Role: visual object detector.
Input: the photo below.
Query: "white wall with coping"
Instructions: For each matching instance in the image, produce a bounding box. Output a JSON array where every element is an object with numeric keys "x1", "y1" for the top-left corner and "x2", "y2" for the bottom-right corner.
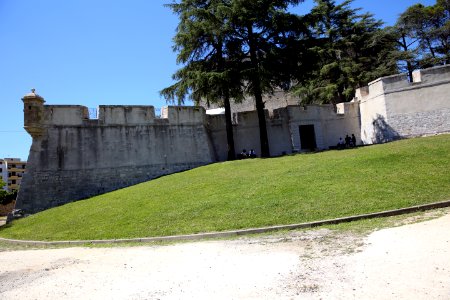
[
  {"x1": 164, "y1": 106, "x2": 206, "y2": 125},
  {"x1": 43, "y1": 106, "x2": 89, "y2": 126},
  {"x1": 207, "y1": 102, "x2": 361, "y2": 160},
  {"x1": 42, "y1": 105, "x2": 207, "y2": 126},
  {"x1": 203, "y1": 88, "x2": 300, "y2": 115},
  {"x1": 286, "y1": 102, "x2": 360, "y2": 151},
  {"x1": 100, "y1": 106, "x2": 156, "y2": 125},
  {"x1": 415, "y1": 64, "x2": 450, "y2": 83},
  {"x1": 358, "y1": 93, "x2": 388, "y2": 144},
  {"x1": 357, "y1": 65, "x2": 450, "y2": 144}
]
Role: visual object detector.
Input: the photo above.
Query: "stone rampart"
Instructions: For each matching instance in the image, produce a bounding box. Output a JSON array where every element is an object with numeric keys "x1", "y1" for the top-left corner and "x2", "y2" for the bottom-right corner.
[
  {"x1": 201, "y1": 89, "x2": 300, "y2": 115},
  {"x1": 16, "y1": 66, "x2": 450, "y2": 214},
  {"x1": 285, "y1": 102, "x2": 360, "y2": 151},
  {"x1": 207, "y1": 102, "x2": 360, "y2": 160},
  {"x1": 357, "y1": 65, "x2": 450, "y2": 144},
  {"x1": 17, "y1": 95, "x2": 215, "y2": 213}
]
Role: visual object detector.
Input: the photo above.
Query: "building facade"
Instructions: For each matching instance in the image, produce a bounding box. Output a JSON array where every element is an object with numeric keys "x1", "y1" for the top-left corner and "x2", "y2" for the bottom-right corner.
[{"x1": 0, "y1": 158, "x2": 27, "y2": 192}]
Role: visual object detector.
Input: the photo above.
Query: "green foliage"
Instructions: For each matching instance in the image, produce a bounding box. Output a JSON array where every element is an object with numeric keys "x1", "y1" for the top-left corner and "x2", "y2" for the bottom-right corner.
[
  {"x1": 160, "y1": 0, "x2": 244, "y2": 105},
  {"x1": 0, "y1": 189, "x2": 17, "y2": 206},
  {"x1": 162, "y1": 0, "x2": 306, "y2": 157},
  {"x1": 162, "y1": 0, "x2": 447, "y2": 111},
  {"x1": 291, "y1": 0, "x2": 397, "y2": 104},
  {"x1": 0, "y1": 189, "x2": 7, "y2": 201},
  {"x1": 0, "y1": 179, "x2": 9, "y2": 204},
  {"x1": 390, "y1": 0, "x2": 450, "y2": 79},
  {"x1": 1, "y1": 135, "x2": 449, "y2": 241},
  {"x1": 161, "y1": 0, "x2": 247, "y2": 159},
  {"x1": 163, "y1": 0, "x2": 448, "y2": 150}
]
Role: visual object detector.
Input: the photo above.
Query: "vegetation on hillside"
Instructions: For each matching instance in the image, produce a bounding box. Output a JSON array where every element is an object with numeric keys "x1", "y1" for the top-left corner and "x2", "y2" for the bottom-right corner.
[
  {"x1": 0, "y1": 179, "x2": 17, "y2": 206},
  {"x1": 0, "y1": 135, "x2": 449, "y2": 241}
]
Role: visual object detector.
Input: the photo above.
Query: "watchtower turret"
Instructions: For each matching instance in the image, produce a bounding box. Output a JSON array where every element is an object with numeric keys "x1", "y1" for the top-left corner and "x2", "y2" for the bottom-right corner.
[{"x1": 22, "y1": 89, "x2": 45, "y2": 137}]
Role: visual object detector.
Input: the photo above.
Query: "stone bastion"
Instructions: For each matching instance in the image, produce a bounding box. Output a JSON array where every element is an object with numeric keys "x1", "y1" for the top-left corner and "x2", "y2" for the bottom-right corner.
[{"x1": 15, "y1": 65, "x2": 450, "y2": 214}]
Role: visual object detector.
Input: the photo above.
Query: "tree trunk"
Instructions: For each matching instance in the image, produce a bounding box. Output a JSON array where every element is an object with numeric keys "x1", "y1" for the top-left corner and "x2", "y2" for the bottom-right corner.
[
  {"x1": 253, "y1": 83, "x2": 270, "y2": 158},
  {"x1": 223, "y1": 90, "x2": 236, "y2": 160},
  {"x1": 401, "y1": 34, "x2": 414, "y2": 82},
  {"x1": 425, "y1": 37, "x2": 436, "y2": 58},
  {"x1": 247, "y1": 25, "x2": 270, "y2": 158},
  {"x1": 217, "y1": 40, "x2": 236, "y2": 161}
]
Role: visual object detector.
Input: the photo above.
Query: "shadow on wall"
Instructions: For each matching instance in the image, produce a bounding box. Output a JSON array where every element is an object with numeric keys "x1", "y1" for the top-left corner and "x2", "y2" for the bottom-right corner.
[{"x1": 372, "y1": 114, "x2": 400, "y2": 144}]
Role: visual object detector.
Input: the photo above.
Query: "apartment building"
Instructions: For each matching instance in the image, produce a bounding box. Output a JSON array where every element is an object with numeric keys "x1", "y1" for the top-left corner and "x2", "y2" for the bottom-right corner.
[{"x1": 0, "y1": 158, "x2": 27, "y2": 192}]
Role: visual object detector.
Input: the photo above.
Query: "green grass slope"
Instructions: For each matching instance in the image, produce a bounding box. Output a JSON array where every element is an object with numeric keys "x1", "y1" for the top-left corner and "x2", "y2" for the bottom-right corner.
[{"x1": 1, "y1": 135, "x2": 449, "y2": 241}]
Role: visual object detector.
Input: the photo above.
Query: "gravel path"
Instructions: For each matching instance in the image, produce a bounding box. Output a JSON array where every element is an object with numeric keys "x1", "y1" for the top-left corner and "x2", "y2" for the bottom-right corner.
[{"x1": 1, "y1": 212, "x2": 449, "y2": 299}]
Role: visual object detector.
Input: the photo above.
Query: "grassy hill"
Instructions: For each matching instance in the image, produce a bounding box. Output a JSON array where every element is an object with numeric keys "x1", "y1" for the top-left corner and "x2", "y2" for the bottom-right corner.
[{"x1": 1, "y1": 135, "x2": 449, "y2": 241}]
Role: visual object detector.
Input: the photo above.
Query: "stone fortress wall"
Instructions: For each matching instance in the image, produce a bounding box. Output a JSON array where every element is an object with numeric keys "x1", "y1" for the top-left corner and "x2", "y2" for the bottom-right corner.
[
  {"x1": 357, "y1": 65, "x2": 450, "y2": 144},
  {"x1": 202, "y1": 89, "x2": 301, "y2": 114},
  {"x1": 16, "y1": 65, "x2": 450, "y2": 213},
  {"x1": 207, "y1": 102, "x2": 360, "y2": 161},
  {"x1": 17, "y1": 99, "x2": 215, "y2": 213}
]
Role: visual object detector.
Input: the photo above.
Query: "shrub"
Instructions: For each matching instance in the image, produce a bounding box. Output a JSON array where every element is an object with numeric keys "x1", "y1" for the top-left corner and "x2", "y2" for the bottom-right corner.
[{"x1": 0, "y1": 190, "x2": 17, "y2": 206}]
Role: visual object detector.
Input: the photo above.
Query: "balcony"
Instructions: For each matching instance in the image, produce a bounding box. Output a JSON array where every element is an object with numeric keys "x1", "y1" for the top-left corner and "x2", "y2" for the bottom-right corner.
[
  {"x1": 9, "y1": 167, "x2": 26, "y2": 172},
  {"x1": 8, "y1": 184, "x2": 19, "y2": 190}
]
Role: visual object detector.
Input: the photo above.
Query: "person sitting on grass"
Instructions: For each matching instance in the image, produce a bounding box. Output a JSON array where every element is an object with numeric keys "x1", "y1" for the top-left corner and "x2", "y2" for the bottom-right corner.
[
  {"x1": 239, "y1": 149, "x2": 248, "y2": 159},
  {"x1": 337, "y1": 137, "x2": 345, "y2": 150},
  {"x1": 345, "y1": 134, "x2": 351, "y2": 148}
]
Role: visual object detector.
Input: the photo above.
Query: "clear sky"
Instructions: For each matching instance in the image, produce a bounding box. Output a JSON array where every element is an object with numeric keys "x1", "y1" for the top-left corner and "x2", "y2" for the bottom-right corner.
[{"x1": 0, "y1": 0, "x2": 436, "y2": 160}]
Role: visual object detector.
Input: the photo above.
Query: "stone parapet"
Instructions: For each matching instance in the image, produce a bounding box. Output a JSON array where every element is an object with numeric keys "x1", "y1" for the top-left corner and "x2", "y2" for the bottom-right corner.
[
  {"x1": 163, "y1": 106, "x2": 206, "y2": 125},
  {"x1": 358, "y1": 65, "x2": 450, "y2": 144},
  {"x1": 414, "y1": 64, "x2": 450, "y2": 84},
  {"x1": 99, "y1": 105, "x2": 155, "y2": 125},
  {"x1": 357, "y1": 65, "x2": 450, "y2": 101},
  {"x1": 28, "y1": 104, "x2": 207, "y2": 129}
]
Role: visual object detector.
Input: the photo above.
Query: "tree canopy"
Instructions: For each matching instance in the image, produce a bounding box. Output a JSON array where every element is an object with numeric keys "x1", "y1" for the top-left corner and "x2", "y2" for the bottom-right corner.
[
  {"x1": 291, "y1": 0, "x2": 397, "y2": 104},
  {"x1": 162, "y1": 0, "x2": 305, "y2": 157},
  {"x1": 161, "y1": 0, "x2": 245, "y2": 160},
  {"x1": 389, "y1": 0, "x2": 449, "y2": 80}
]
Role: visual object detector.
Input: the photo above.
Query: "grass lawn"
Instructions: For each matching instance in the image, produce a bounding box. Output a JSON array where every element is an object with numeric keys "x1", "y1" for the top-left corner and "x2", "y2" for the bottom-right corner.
[{"x1": 1, "y1": 135, "x2": 449, "y2": 241}]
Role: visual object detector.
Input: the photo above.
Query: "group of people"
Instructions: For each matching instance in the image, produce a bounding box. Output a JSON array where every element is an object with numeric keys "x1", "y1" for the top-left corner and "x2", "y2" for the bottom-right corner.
[
  {"x1": 238, "y1": 149, "x2": 257, "y2": 159},
  {"x1": 338, "y1": 134, "x2": 357, "y2": 149}
]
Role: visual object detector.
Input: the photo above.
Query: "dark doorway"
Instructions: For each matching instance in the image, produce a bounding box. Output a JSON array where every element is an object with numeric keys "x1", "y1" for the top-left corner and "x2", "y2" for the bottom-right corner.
[{"x1": 299, "y1": 125, "x2": 317, "y2": 151}]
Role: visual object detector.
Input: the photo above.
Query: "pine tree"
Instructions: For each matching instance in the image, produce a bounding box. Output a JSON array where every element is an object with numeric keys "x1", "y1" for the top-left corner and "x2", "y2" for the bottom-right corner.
[
  {"x1": 400, "y1": 2, "x2": 450, "y2": 66},
  {"x1": 163, "y1": 0, "x2": 304, "y2": 158},
  {"x1": 227, "y1": 0, "x2": 304, "y2": 157},
  {"x1": 161, "y1": 0, "x2": 243, "y2": 160},
  {"x1": 291, "y1": 0, "x2": 396, "y2": 104}
]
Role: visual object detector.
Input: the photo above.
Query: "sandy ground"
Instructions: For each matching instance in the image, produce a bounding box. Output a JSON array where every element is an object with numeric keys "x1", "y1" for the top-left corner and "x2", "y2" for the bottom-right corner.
[{"x1": 1, "y1": 213, "x2": 450, "y2": 299}]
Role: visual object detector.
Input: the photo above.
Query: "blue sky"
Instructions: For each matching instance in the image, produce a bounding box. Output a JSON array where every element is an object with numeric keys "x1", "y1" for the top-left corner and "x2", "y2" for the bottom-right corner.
[{"x1": 0, "y1": 0, "x2": 436, "y2": 160}]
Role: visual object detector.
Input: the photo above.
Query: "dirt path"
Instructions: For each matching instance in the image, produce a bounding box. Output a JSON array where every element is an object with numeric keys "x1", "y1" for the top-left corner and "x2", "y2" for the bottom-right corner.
[{"x1": 1, "y1": 213, "x2": 449, "y2": 299}]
